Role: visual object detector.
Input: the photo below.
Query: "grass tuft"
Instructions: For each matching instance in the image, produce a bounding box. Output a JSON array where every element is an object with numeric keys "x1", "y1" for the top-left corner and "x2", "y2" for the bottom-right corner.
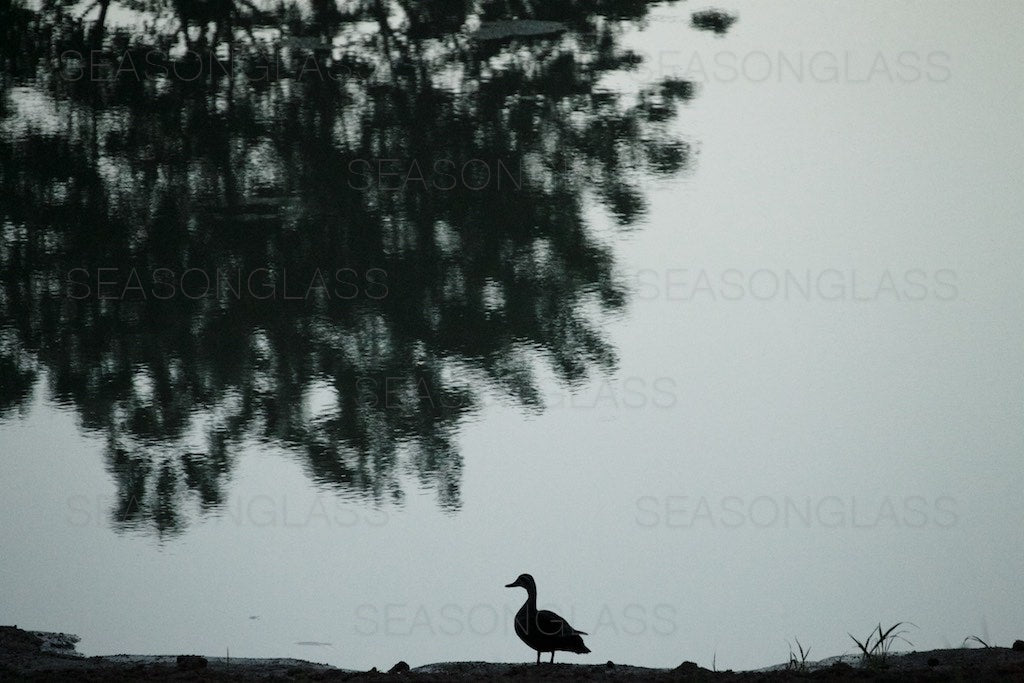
[
  {"x1": 786, "y1": 637, "x2": 811, "y2": 672},
  {"x1": 848, "y1": 622, "x2": 916, "y2": 668},
  {"x1": 963, "y1": 635, "x2": 992, "y2": 648}
]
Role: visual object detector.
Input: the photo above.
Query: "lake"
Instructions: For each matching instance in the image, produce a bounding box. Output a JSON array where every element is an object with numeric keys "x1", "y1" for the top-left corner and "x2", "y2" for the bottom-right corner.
[{"x1": 1, "y1": 0, "x2": 1022, "y2": 671}]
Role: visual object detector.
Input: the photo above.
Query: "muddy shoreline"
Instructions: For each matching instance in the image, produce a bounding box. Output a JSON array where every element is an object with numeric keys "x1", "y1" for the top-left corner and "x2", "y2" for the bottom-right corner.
[{"x1": 3, "y1": 626, "x2": 1023, "y2": 681}]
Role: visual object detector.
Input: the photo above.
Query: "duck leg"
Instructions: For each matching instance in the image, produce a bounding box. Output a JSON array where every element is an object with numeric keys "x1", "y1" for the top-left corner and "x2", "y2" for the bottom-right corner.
[
  {"x1": 550, "y1": 652, "x2": 555, "y2": 664},
  {"x1": 536, "y1": 651, "x2": 540, "y2": 665}
]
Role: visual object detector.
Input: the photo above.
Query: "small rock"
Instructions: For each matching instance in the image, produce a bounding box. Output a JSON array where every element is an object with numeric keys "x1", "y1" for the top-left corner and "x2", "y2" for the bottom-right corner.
[
  {"x1": 831, "y1": 661, "x2": 853, "y2": 671},
  {"x1": 0, "y1": 627, "x2": 44, "y2": 654},
  {"x1": 388, "y1": 660, "x2": 410, "y2": 674},
  {"x1": 673, "y1": 660, "x2": 717, "y2": 680},
  {"x1": 29, "y1": 631, "x2": 82, "y2": 656},
  {"x1": 605, "y1": 660, "x2": 615, "y2": 669},
  {"x1": 927, "y1": 657, "x2": 940, "y2": 667},
  {"x1": 1013, "y1": 639, "x2": 1024, "y2": 651},
  {"x1": 176, "y1": 655, "x2": 207, "y2": 670}
]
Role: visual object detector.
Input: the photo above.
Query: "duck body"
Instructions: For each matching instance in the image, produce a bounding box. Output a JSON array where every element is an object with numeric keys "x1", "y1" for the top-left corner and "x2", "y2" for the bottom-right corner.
[{"x1": 506, "y1": 573, "x2": 591, "y2": 664}]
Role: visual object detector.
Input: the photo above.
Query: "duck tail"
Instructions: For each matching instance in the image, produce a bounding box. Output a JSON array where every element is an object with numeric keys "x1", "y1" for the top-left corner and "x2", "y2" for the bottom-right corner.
[{"x1": 570, "y1": 635, "x2": 591, "y2": 654}]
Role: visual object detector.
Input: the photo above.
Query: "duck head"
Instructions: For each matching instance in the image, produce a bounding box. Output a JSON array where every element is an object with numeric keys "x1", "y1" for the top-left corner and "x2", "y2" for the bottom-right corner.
[{"x1": 505, "y1": 573, "x2": 537, "y2": 592}]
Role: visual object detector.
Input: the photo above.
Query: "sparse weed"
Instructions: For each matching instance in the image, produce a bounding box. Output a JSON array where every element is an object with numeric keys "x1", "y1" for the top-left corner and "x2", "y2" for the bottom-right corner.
[
  {"x1": 849, "y1": 622, "x2": 915, "y2": 668},
  {"x1": 963, "y1": 635, "x2": 992, "y2": 648},
  {"x1": 785, "y1": 638, "x2": 811, "y2": 672}
]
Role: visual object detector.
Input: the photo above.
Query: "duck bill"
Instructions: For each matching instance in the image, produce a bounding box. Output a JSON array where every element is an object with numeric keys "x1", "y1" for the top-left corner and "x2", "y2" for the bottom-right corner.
[{"x1": 505, "y1": 580, "x2": 520, "y2": 588}]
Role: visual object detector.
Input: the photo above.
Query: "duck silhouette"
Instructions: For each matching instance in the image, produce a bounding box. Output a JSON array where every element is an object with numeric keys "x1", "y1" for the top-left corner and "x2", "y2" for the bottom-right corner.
[{"x1": 505, "y1": 573, "x2": 591, "y2": 664}]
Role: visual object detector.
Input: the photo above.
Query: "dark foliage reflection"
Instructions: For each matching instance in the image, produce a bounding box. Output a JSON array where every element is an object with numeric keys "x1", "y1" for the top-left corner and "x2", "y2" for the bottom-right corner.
[{"x1": 0, "y1": 0, "x2": 706, "y2": 536}]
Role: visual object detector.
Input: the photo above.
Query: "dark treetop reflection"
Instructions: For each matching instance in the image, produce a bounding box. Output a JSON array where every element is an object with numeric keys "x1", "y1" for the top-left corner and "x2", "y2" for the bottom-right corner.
[{"x1": 0, "y1": 0, "x2": 705, "y2": 537}]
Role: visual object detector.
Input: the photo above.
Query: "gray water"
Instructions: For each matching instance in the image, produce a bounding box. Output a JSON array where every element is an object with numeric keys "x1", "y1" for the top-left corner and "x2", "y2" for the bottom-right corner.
[{"x1": 1, "y1": 0, "x2": 1022, "y2": 671}]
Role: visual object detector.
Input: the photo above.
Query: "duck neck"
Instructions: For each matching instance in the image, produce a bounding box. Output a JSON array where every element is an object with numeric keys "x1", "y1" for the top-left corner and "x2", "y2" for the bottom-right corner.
[{"x1": 523, "y1": 587, "x2": 538, "y2": 611}]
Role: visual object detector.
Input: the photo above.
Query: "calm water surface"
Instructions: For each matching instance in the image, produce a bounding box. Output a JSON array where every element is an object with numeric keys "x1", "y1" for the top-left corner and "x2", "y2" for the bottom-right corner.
[{"x1": 2, "y1": 0, "x2": 1022, "y2": 670}]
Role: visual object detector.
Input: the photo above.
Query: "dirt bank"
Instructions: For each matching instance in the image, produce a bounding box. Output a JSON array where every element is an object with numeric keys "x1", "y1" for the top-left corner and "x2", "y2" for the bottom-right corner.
[{"x1": 3, "y1": 626, "x2": 1023, "y2": 681}]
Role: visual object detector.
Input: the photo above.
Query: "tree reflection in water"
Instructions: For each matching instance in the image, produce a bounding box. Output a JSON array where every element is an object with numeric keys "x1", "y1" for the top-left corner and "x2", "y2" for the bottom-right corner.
[{"x1": 0, "y1": 0, "x2": 707, "y2": 537}]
